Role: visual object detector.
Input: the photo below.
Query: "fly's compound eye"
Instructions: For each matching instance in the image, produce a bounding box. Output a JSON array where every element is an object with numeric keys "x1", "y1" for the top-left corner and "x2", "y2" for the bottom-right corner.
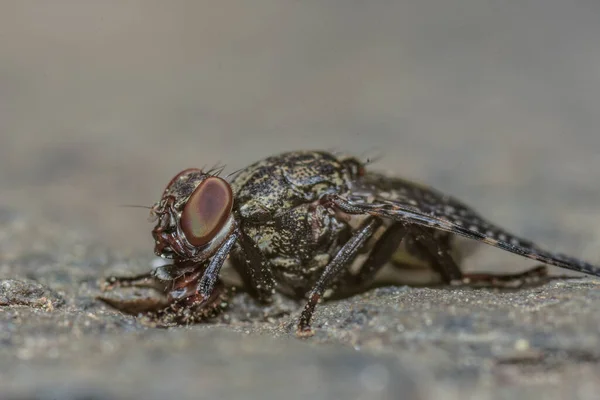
[{"x1": 180, "y1": 177, "x2": 233, "y2": 247}]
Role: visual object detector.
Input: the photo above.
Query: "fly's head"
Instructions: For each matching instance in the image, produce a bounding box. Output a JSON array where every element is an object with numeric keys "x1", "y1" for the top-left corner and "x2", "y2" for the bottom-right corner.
[{"x1": 149, "y1": 168, "x2": 236, "y2": 262}]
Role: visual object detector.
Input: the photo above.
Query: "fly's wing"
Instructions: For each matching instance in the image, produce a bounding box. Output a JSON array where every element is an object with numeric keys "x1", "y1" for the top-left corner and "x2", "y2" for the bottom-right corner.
[{"x1": 346, "y1": 172, "x2": 600, "y2": 278}]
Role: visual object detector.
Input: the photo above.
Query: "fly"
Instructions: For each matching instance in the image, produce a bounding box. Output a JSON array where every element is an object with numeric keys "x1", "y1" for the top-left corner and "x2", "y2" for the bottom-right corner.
[{"x1": 99, "y1": 150, "x2": 600, "y2": 336}]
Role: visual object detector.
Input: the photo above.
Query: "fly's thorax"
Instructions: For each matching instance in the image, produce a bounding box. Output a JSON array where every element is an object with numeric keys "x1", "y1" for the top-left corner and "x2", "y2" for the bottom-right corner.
[
  {"x1": 230, "y1": 151, "x2": 364, "y2": 221},
  {"x1": 240, "y1": 203, "x2": 348, "y2": 261}
]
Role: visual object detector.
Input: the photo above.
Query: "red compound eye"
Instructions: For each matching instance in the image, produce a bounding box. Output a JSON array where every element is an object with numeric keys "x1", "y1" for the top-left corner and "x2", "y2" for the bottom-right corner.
[{"x1": 180, "y1": 177, "x2": 233, "y2": 246}]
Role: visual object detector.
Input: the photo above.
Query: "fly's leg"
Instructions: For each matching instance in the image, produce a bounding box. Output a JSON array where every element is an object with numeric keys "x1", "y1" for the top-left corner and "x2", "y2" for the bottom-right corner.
[
  {"x1": 412, "y1": 226, "x2": 550, "y2": 288},
  {"x1": 162, "y1": 269, "x2": 229, "y2": 324},
  {"x1": 101, "y1": 259, "x2": 203, "y2": 292},
  {"x1": 195, "y1": 230, "x2": 239, "y2": 303},
  {"x1": 319, "y1": 193, "x2": 462, "y2": 283},
  {"x1": 100, "y1": 228, "x2": 239, "y2": 318},
  {"x1": 102, "y1": 271, "x2": 165, "y2": 292},
  {"x1": 297, "y1": 217, "x2": 383, "y2": 336},
  {"x1": 322, "y1": 192, "x2": 600, "y2": 278},
  {"x1": 410, "y1": 226, "x2": 463, "y2": 282},
  {"x1": 98, "y1": 263, "x2": 202, "y2": 315},
  {"x1": 98, "y1": 271, "x2": 171, "y2": 315},
  {"x1": 457, "y1": 266, "x2": 549, "y2": 288},
  {"x1": 99, "y1": 241, "x2": 236, "y2": 321},
  {"x1": 321, "y1": 194, "x2": 555, "y2": 288},
  {"x1": 339, "y1": 223, "x2": 409, "y2": 293}
]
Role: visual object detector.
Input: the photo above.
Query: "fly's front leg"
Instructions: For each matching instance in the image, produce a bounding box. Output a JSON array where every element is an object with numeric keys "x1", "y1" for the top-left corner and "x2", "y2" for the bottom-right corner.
[
  {"x1": 195, "y1": 230, "x2": 240, "y2": 303},
  {"x1": 98, "y1": 261, "x2": 204, "y2": 315},
  {"x1": 102, "y1": 271, "x2": 165, "y2": 292},
  {"x1": 101, "y1": 259, "x2": 202, "y2": 292},
  {"x1": 98, "y1": 271, "x2": 170, "y2": 315},
  {"x1": 297, "y1": 217, "x2": 382, "y2": 337},
  {"x1": 169, "y1": 220, "x2": 275, "y2": 311}
]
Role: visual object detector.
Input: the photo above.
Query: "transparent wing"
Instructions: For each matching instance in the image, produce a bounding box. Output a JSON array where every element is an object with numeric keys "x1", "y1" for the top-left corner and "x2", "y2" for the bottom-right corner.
[{"x1": 345, "y1": 172, "x2": 600, "y2": 277}]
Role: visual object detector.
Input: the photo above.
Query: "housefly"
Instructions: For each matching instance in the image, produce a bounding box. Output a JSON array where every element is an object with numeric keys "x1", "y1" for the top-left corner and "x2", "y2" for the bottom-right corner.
[{"x1": 100, "y1": 150, "x2": 600, "y2": 336}]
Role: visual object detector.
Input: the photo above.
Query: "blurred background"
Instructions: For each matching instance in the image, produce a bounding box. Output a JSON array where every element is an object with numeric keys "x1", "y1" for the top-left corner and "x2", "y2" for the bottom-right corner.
[{"x1": 2, "y1": 0, "x2": 600, "y2": 265}]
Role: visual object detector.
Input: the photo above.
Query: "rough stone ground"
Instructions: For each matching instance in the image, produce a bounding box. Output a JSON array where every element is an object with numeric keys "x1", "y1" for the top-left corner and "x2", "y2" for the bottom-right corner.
[
  {"x1": 2, "y1": 2, "x2": 600, "y2": 399},
  {"x1": 1, "y1": 216, "x2": 600, "y2": 400}
]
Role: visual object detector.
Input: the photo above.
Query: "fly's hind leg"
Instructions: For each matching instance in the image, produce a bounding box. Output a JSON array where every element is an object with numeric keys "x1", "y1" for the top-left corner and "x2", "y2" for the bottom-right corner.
[
  {"x1": 354, "y1": 223, "x2": 409, "y2": 284},
  {"x1": 334, "y1": 222, "x2": 409, "y2": 296},
  {"x1": 411, "y1": 226, "x2": 550, "y2": 288},
  {"x1": 410, "y1": 226, "x2": 463, "y2": 282},
  {"x1": 457, "y1": 266, "x2": 549, "y2": 288}
]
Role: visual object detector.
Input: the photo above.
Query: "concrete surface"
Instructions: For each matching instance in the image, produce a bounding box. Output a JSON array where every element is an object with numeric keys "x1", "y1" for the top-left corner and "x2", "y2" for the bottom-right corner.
[{"x1": 1, "y1": 1, "x2": 600, "y2": 399}]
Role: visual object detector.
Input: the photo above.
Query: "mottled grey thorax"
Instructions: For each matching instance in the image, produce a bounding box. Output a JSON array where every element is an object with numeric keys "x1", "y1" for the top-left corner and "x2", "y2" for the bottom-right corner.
[{"x1": 230, "y1": 151, "x2": 356, "y2": 221}]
